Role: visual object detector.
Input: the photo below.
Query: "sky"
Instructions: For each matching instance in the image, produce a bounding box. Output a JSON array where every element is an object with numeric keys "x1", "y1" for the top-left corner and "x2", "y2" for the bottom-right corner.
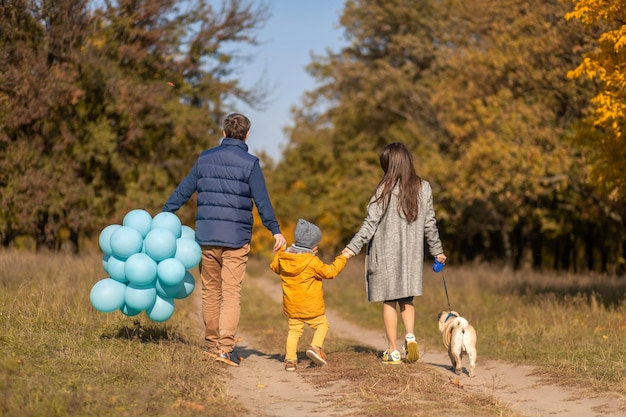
[{"x1": 236, "y1": 1, "x2": 347, "y2": 161}]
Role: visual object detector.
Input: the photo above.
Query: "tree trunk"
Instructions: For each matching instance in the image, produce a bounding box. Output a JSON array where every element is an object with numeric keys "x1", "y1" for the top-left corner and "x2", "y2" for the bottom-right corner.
[
  {"x1": 69, "y1": 228, "x2": 80, "y2": 254},
  {"x1": 585, "y1": 224, "x2": 595, "y2": 272},
  {"x1": 502, "y1": 227, "x2": 513, "y2": 269}
]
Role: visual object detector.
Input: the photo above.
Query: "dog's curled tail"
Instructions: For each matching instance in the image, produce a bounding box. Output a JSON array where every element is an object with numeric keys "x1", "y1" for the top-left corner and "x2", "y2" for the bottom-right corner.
[
  {"x1": 443, "y1": 317, "x2": 470, "y2": 349},
  {"x1": 455, "y1": 317, "x2": 470, "y2": 332}
]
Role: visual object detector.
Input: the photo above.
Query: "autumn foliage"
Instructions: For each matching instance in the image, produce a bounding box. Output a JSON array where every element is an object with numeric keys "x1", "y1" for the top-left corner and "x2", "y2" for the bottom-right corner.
[
  {"x1": 1, "y1": 0, "x2": 624, "y2": 275},
  {"x1": 261, "y1": 0, "x2": 625, "y2": 274}
]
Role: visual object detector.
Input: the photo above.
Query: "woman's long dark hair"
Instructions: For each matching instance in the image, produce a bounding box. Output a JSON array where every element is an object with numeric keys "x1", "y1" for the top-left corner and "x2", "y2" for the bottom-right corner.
[{"x1": 371, "y1": 142, "x2": 422, "y2": 222}]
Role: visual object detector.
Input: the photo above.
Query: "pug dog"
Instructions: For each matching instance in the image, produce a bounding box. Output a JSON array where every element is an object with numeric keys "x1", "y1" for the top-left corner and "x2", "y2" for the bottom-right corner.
[{"x1": 437, "y1": 310, "x2": 477, "y2": 377}]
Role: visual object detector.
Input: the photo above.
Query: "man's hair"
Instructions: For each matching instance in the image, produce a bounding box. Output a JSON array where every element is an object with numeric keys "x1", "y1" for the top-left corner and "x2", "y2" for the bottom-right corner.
[{"x1": 223, "y1": 113, "x2": 251, "y2": 140}]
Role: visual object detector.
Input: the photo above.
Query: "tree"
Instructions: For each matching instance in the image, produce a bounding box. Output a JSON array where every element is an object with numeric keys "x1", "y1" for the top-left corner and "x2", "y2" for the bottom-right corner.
[
  {"x1": 265, "y1": 0, "x2": 621, "y2": 272},
  {"x1": 0, "y1": 0, "x2": 93, "y2": 251},
  {"x1": 265, "y1": 0, "x2": 444, "y2": 251},
  {"x1": 428, "y1": 0, "x2": 601, "y2": 269},
  {"x1": 0, "y1": 0, "x2": 269, "y2": 251},
  {"x1": 565, "y1": 0, "x2": 626, "y2": 202}
]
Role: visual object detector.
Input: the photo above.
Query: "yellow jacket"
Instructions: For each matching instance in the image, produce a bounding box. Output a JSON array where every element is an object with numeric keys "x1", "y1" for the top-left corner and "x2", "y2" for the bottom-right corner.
[{"x1": 270, "y1": 247, "x2": 347, "y2": 319}]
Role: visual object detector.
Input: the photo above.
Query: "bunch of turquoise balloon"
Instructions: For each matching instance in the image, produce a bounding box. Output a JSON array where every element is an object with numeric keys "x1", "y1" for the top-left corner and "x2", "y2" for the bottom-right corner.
[{"x1": 90, "y1": 209, "x2": 201, "y2": 322}]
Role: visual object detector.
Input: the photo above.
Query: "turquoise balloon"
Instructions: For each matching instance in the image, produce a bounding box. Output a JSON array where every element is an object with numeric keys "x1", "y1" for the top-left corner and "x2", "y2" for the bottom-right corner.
[
  {"x1": 151, "y1": 212, "x2": 182, "y2": 238},
  {"x1": 104, "y1": 254, "x2": 127, "y2": 283},
  {"x1": 124, "y1": 283, "x2": 157, "y2": 311},
  {"x1": 147, "y1": 295, "x2": 175, "y2": 322},
  {"x1": 125, "y1": 253, "x2": 157, "y2": 286},
  {"x1": 144, "y1": 228, "x2": 177, "y2": 261},
  {"x1": 110, "y1": 226, "x2": 143, "y2": 260},
  {"x1": 180, "y1": 225, "x2": 195, "y2": 240},
  {"x1": 90, "y1": 278, "x2": 126, "y2": 313},
  {"x1": 123, "y1": 209, "x2": 153, "y2": 238},
  {"x1": 99, "y1": 224, "x2": 121, "y2": 256},
  {"x1": 157, "y1": 258, "x2": 186, "y2": 286},
  {"x1": 174, "y1": 238, "x2": 202, "y2": 270},
  {"x1": 155, "y1": 278, "x2": 181, "y2": 299},
  {"x1": 120, "y1": 304, "x2": 141, "y2": 317},
  {"x1": 175, "y1": 271, "x2": 195, "y2": 299}
]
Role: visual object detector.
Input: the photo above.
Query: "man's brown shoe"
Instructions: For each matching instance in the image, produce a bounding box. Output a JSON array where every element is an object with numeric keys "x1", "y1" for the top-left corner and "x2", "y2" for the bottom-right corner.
[
  {"x1": 204, "y1": 346, "x2": 219, "y2": 359},
  {"x1": 216, "y1": 350, "x2": 241, "y2": 367}
]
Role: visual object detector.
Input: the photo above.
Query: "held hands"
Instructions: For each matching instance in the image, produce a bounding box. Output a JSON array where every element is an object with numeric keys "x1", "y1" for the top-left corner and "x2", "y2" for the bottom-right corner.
[
  {"x1": 273, "y1": 233, "x2": 287, "y2": 252},
  {"x1": 341, "y1": 248, "x2": 355, "y2": 259}
]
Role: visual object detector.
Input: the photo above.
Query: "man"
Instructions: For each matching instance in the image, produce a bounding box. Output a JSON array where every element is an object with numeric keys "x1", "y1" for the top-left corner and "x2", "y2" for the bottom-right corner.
[{"x1": 163, "y1": 113, "x2": 286, "y2": 366}]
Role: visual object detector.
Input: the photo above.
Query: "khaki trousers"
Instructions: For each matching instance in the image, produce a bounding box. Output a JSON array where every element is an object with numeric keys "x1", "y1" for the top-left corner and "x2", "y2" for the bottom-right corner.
[
  {"x1": 285, "y1": 314, "x2": 330, "y2": 361},
  {"x1": 200, "y1": 244, "x2": 249, "y2": 353}
]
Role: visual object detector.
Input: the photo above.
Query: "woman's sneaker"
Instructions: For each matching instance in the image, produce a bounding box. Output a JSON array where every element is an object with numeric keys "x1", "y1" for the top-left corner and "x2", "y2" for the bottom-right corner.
[
  {"x1": 305, "y1": 346, "x2": 328, "y2": 366},
  {"x1": 382, "y1": 349, "x2": 402, "y2": 364},
  {"x1": 404, "y1": 333, "x2": 419, "y2": 363}
]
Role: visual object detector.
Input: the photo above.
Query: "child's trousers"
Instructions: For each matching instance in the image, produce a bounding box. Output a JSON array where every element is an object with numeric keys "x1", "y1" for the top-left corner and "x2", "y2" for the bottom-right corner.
[{"x1": 285, "y1": 314, "x2": 329, "y2": 361}]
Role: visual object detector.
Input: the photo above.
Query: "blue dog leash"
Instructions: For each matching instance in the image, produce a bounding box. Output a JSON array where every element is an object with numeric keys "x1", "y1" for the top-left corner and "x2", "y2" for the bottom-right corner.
[{"x1": 433, "y1": 259, "x2": 455, "y2": 322}]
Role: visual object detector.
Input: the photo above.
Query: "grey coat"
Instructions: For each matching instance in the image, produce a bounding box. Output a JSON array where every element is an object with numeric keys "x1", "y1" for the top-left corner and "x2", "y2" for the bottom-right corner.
[{"x1": 346, "y1": 181, "x2": 444, "y2": 302}]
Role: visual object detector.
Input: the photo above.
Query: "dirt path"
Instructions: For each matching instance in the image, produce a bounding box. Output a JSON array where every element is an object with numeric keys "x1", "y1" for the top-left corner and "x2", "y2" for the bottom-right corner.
[{"x1": 211, "y1": 275, "x2": 624, "y2": 417}]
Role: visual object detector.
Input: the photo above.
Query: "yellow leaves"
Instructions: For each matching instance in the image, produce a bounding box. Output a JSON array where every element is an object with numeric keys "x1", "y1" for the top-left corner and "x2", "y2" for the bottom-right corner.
[
  {"x1": 567, "y1": 56, "x2": 604, "y2": 80},
  {"x1": 565, "y1": 0, "x2": 626, "y2": 25},
  {"x1": 172, "y1": 399, "x2": 205, "y2": 412},
  {"x1": 567, "y1": 0, "x2": 626, "y2": 200},
  {"x1": 600, "y1": 26, "x2": 626, "y2": 52},
  {"x1": 292, "y1": 180, "x2": 307, "y2": 191},
  {"x1": 449, "y1": 376, "x2": 464, "y2": 388}
]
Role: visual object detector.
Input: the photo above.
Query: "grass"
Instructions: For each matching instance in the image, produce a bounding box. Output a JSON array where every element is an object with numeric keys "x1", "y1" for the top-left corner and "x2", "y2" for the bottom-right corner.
[
  {"x1": 319, "y1": 256, "x2": 626, "y2": 396},
  {"x1": 1, "y1": 250, "x2": 624, "y2": 416},
  {"x1": 242, "y1": 258, "x2": 520, "y2": 417},
  {"x1": 0, "y1": 251, "x2": 244, "y2": 417}
]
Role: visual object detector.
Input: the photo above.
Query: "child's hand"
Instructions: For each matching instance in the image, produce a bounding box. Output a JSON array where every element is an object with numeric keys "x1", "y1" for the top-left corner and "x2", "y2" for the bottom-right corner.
[{"x1": 341, "y1": 248, "x2": 355, "y2": 259}]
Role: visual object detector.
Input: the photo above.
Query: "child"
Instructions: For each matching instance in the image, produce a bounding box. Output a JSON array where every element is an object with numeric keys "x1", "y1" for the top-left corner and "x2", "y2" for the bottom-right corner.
[
  {"x1": 270, "y1": 219, "x2": 348, "y2": 371},
  {"x1": 343, "y1": 142, "x2": 447, "y2": 364}
]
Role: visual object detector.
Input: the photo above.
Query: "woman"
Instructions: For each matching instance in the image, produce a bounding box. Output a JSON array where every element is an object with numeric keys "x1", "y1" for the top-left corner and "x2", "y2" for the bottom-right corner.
[{"x1": 343, "y1": 142, "x2": 447, "y2": 364}]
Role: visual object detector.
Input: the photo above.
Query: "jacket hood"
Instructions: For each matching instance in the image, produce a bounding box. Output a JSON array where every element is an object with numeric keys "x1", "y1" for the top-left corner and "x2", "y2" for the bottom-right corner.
[{"x1": 275, "y1": 250, "x2": 316, "y2": 277}]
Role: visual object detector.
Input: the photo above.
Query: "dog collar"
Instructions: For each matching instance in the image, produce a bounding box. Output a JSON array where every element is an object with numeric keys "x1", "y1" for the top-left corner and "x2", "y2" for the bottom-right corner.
[{"x1": 444, "y1": 312, "x2": 458, "y2": 323}]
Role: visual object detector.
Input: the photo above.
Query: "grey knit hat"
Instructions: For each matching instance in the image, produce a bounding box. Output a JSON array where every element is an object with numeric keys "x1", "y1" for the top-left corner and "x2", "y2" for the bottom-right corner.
[{"x1": 294, "y1": 219, "x2": 322, "y2": 249}]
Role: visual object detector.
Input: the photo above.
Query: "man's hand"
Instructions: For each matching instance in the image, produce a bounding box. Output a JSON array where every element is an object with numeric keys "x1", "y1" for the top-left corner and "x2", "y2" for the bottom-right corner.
[{"x1": 273, "y1": 233, "x2": 286, "y2": 252}]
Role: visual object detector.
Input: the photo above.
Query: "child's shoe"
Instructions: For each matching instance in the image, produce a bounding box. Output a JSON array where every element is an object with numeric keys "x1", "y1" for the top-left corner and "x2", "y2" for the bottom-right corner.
[
  {"x1": 382, "y1": 349, "x2": 402, "y2": 364},
  {"x1": 305, "y1": 345, "x2": 328, "y2": 366},
  {"x1": 284, "y1": 360, "x2": 297, "y2": 372},
  {"x1": 404, "y1": 333, "x2": 419, "y2": 363}
]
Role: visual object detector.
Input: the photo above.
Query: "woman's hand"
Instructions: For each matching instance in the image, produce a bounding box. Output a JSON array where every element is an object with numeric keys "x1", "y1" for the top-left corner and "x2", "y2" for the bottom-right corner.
[{"x1": 342, "y1": 248, "x2": 355, "y2": 259}]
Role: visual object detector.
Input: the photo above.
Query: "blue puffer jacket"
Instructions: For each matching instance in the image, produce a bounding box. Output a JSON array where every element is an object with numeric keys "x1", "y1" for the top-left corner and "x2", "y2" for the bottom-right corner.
[{"x1": 163, "y1": 138, "x2": 281, "y2": 248}]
